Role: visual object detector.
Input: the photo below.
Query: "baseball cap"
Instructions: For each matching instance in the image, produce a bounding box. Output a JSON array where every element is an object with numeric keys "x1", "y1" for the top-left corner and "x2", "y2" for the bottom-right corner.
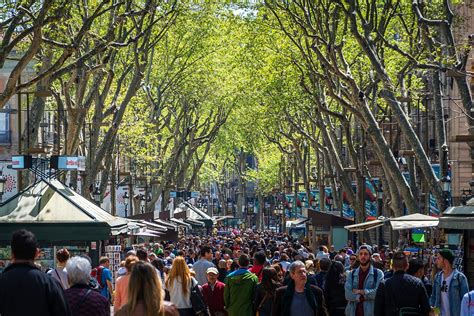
[
  {"x1": 438, "y1": 249, "x2": 455, "y2": 264},
  {"x1": 206, "y1": 267, "x2": 219, "y2": 275}
]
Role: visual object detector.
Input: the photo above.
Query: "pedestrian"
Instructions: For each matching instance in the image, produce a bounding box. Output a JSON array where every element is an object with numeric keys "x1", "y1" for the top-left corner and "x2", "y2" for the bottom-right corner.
[
  {"x1": 279, "y1": 253, "x2": 291, "y2": 272},
  {"x1": 217, "y1": 259, "x2": 228, "y2": 283},
  {"x1": 407, "y1": 258, "x2": 432, "y2": 297},
  {"x1": 373, "y1": 251, "x2": 430, "y2": 316},
  {"x1": 193, "y1": 246, "x2": 216, "y2": 285},
  {"x1": 96, "y1": 256, "x2": 114, "y2": 303},
  {"x1": 329, "y1": 245, "x2": 337, "y2": 260},
  {"x1": 272, "y1": 260, "x2": 328, "y2": 316},
  {"x1": 165, "y1": 256, "x2": 199, "y2": 316},
  {"x1": 116, "y1": 261, "x2": 179, "y2": 316},
  {"x1": 202, "y1": 267, "x2": 227, "y2": 316},
  {"x1": 64, "y1": 256, "x2": 110, "y2": 316},
  {"x1": 115, "y1": 255, "x2": 139, "y2": 311},
  {"x1": 316, "y1": 246, "x2": 330, "y2": 260},
  {"x1": 47, "y1": 248, "x2": 70, "y2": 290},
  {"x1": 0, "y1": 229, "x2": 71, "y2": 316},
  {"x1": 224, "y1": 254, "x2": 258, "y2": 316},
  {"x1": 250, "y1": 251, "x2": 266, "y2": 282},
  {"x1": 136, "y1": 247, "x2": 148, "y2": 262},
  {"x1": 461, "y1": 290, "x2": 474, "y2": 316},
  {"x1": 430, "y1": 249, "x2": 469, "y2": 316},
  {"x1": 324, "y1": 261, "x2": 347, "y2": 316},
  {"x1": 117, "y1": 250, "x2": 137, "y2": 277},
  {"x1": 272, "y1": 263, "x2": 284, "y2": 283},
  {"x1": 253, "y1": 267, "x2": 281, "y2": 316},
  {"x1": 314, "y1": 257, "x2": 331, "y2": 289},
  {"x1": 344, "y1": 245, "x2": 384, "y2": 316}
]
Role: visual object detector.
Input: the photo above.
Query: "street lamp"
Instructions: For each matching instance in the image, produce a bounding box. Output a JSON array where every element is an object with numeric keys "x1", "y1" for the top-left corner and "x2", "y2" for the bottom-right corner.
[
  {"x1": 377, "y1": 185, "x2": 383, "y2": 246},
  {"x1": 441, "y1": 176, "x2": 451, "y2": 208},
  {"x1": 0, "y1": 171, "x2": 6, "y2": 202},
  {"x1": 140, "y1": 194, "x2": 146, "y2": 213},
  {"x1": 93, "y1": 185, "x2": 101, "y2": 205},
  {"x1": 123, "y1": 191, "x2": 129, "y2": 217}
]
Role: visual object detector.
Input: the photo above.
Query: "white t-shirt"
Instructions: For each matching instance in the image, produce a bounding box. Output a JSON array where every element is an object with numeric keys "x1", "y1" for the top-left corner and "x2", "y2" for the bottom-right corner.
[
  {"x1": 47, "y1": 267, "x2": 69, "y2": 290},
  {"x1": 165, "y1": 276, "x2": 196, "y2": 309},
  {"x1": 441, "y1": 271, "x2": 454, "y2": 316}
]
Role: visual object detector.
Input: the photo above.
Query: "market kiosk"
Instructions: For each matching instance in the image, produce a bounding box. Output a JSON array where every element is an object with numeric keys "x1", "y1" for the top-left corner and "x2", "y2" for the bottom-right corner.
[{"x1": 0, "y1": 179, "x2": 128, "y2": 271}]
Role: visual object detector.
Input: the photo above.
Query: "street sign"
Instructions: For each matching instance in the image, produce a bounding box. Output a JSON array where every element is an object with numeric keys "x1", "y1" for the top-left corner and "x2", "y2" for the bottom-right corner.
[
  {"x1": 169, "y1": 191, "x2": 177, "y2": 198},
  {"x1": 11, "y1": 155, "x2": 32, "y2": 169},
  {"x1": 191, "y1": 191, "x2": 200, "y2": 198},
  {"x1": 50, "y1": 156, "x2": 82, "y2": 170}
]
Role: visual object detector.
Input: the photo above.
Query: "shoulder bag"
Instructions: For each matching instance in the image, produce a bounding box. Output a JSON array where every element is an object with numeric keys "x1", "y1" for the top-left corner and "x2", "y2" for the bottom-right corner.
[{"x1": 190, "y1": 281, "x2": 209, "y2": 316}]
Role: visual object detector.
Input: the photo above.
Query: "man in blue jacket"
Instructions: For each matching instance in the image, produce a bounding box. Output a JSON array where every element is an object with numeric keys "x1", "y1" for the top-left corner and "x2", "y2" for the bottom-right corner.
[
  {"x1": 345, "y1": 245, "x2": 384, "y2": 316},
  {"x1": 430, "y1": 249, "x2": 468, "y2": 316}
]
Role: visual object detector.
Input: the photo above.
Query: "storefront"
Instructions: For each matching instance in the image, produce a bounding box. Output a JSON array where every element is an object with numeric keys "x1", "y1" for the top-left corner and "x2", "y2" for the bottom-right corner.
[
  {"x1": 0, "y1": 179, "x2": 129, "y2": 270},
  {"x1": 307, "y1": 209, "x2": 354, "y2": 252}
]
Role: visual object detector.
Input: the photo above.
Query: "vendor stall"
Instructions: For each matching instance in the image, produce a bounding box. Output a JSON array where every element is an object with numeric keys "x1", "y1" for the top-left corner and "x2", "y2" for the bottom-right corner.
[{"x1": 0, "y1": 179, "x2": 128, "y2": 270}]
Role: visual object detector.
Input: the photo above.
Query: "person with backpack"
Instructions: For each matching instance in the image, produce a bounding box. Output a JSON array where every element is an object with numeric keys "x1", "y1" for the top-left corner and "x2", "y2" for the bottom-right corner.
[
  {"x1": 374, "y1": 251, "x2": 430, "y2": 316},
  {"x1": 461, "y1": 290, "x2": 474, "y2": 316},
  {"x1": 91, "y1": 256, "x2": 114, "y2": 304},
  {"x1": 344, "y1": 245, "x2": 384, "y2": 316},
  {"x1": 430, "y1": 249, "x2": 469, "y2": 316}
]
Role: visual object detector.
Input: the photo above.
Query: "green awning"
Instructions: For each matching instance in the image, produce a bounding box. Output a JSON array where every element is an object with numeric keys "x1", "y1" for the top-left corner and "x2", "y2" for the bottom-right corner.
[{"x1": 0, "y1": 179, "x2": 128, "y2": 241}]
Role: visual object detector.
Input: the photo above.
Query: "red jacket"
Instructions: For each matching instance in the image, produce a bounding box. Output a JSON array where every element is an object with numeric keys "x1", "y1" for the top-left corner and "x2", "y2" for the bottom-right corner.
[
  {"x1": 249, "y1": 264, "x2": 264, "y2": 282},
  {"x1": 201, "y1": 281, "x2": 227, "y2": 316}
]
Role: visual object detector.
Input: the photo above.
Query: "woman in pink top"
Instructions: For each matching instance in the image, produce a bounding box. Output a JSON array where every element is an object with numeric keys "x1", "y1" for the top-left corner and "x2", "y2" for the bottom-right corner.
[{"x1": 114, "y1": 255, "x2": 139, "y2": 310}]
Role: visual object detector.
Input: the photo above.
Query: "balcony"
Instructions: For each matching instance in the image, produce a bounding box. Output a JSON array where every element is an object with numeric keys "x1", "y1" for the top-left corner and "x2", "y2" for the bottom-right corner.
[{"x1": 0, "y1": 130, "x2": 11, "y2": 144}]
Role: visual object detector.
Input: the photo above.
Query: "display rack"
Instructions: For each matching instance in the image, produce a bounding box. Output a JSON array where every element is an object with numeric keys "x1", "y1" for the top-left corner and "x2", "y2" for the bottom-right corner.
[{"x1": 105, "y1": 245, "x2": 122, "y2": 285}]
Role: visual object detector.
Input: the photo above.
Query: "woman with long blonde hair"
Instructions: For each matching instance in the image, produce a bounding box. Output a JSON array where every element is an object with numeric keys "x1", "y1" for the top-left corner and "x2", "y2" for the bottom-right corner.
[
  {"x1": 165, "y1": 256, "x2": 197, "y2": 316},
  {"x1": 116, "y1": 261, "x2": 178, "y2": 316}
]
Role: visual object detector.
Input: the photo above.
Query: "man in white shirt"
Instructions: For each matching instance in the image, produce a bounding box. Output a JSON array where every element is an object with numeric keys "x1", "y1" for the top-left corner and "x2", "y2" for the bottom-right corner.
[{"x1": 430, "y1": 249, "x2": 469, "y2": 316}]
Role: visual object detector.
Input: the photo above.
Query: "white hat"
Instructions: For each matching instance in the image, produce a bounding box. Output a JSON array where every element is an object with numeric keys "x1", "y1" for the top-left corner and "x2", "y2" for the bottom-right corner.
[{"x1": 206, "y1": 267, "x2": 219, "y2": 275}]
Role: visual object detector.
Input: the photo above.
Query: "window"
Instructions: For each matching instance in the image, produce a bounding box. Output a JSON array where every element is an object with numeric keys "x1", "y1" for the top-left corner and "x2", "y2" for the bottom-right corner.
[{"x1": 0, "y1": 106, "x2": 11, "y2": 143}]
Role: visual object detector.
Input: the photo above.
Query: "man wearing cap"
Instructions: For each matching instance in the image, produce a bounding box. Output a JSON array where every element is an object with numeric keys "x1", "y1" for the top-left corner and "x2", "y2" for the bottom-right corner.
[
  {"x1": 345, "y1": 245, "x2": 384, "y2": 316},
  {"x1": 430, "y1": 249, "x2": 468, "y2": 316},
  {"x1": 202, "y1": 267, "x2": 227, "y2": 316}
]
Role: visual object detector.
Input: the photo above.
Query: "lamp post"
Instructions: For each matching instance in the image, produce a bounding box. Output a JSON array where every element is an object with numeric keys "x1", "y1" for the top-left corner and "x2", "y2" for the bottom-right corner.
[
  {"x1": 93, "y1": 185, "x2": 101, "y2": 206},
  {"x1": 0, "y1": 171, "x2": 6, "y2": 202},
  {"x1": 123, "y1": 191, "x2": 129, "y2": 217},
  {"x1": 441, "y1": 176, "x2": 452, "y2": 209},
  {"x1": 140, "y1": 194, "x2": 146, "y2": 214},
  {"x1": 377, "y1": 185, "x2": 383, "y2": 246}
]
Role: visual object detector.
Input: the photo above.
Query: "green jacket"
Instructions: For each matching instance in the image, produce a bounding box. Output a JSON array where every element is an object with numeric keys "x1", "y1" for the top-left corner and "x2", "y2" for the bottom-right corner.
[{"x1": 224, "y1": 268, "x2": 258, "y2": 316}]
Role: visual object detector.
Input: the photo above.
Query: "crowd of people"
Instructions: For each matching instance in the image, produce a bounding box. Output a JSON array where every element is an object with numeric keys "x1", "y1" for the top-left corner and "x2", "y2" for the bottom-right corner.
[{"x1": 0, "y1": 228, "x2": 473, "y2": 316}]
